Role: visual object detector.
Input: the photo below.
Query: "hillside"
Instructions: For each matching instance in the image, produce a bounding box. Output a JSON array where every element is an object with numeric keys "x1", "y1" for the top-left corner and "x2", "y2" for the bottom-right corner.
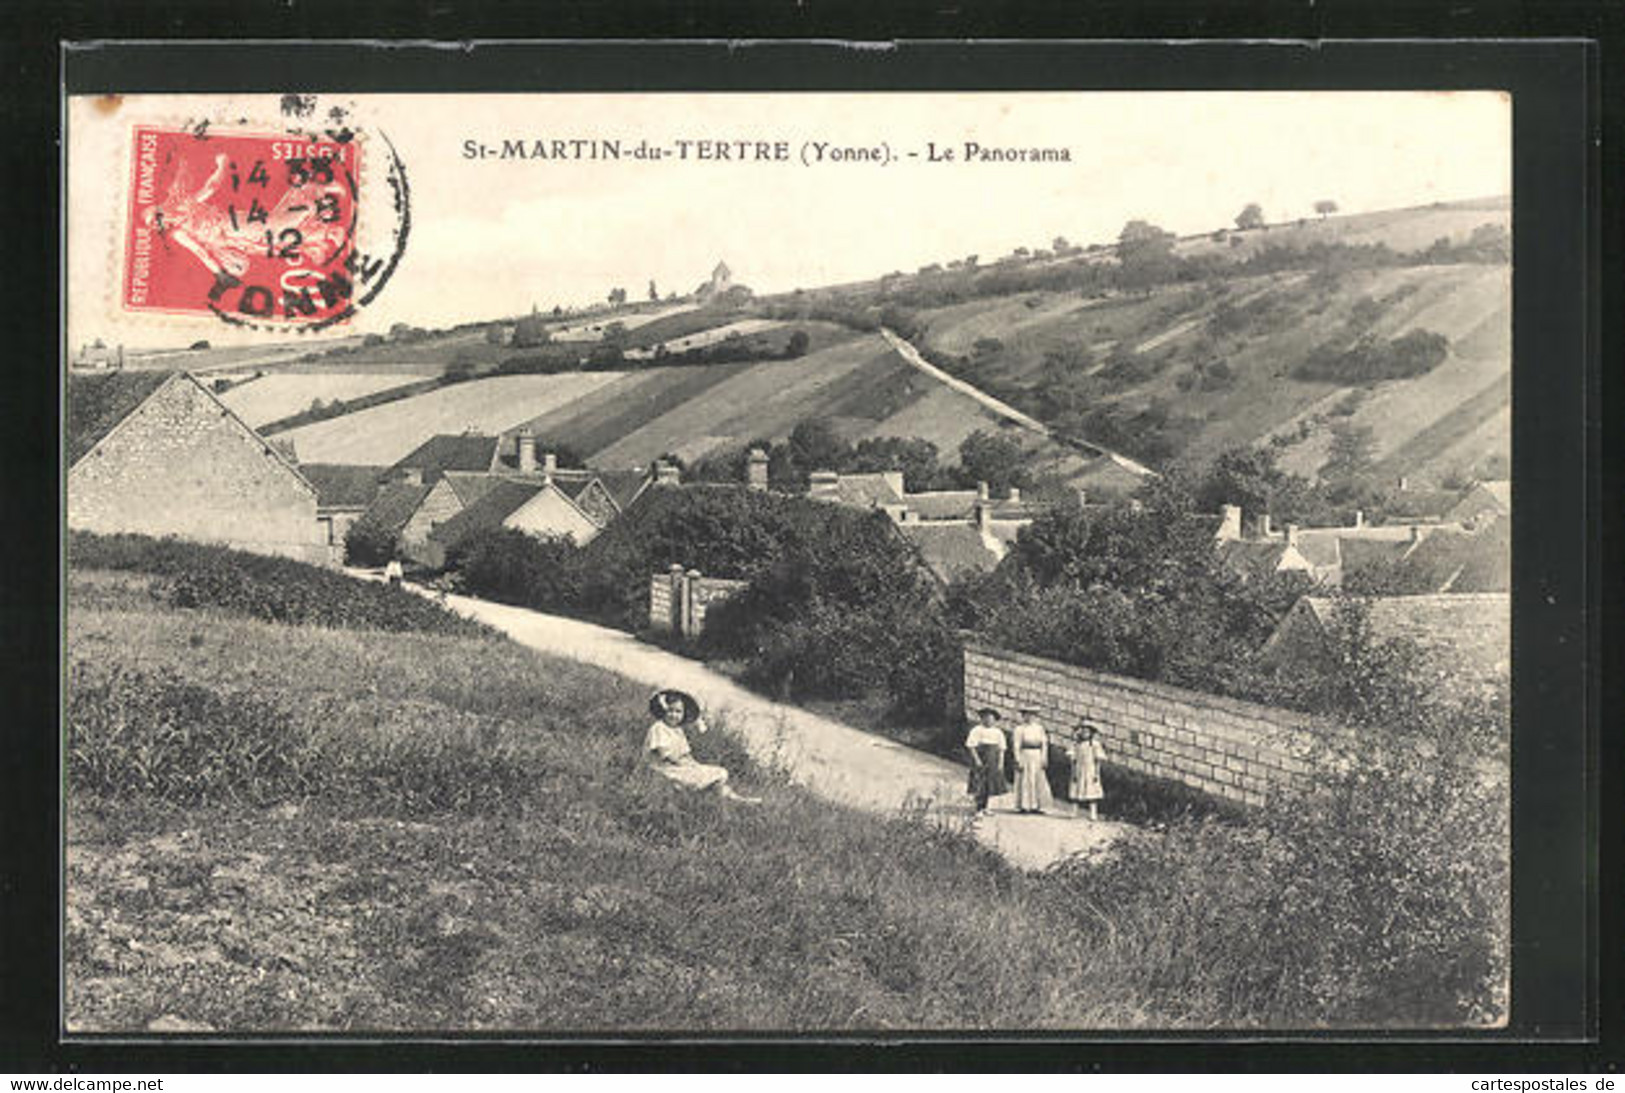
[{"x1": 151, "y1": 196, "x2": 1508, "y2": 491}]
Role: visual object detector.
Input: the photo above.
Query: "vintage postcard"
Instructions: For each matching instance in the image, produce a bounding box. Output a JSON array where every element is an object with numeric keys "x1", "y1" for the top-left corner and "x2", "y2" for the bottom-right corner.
[{"x1": 65, "y1": 83, "x2": 1516, "y2": 1035}]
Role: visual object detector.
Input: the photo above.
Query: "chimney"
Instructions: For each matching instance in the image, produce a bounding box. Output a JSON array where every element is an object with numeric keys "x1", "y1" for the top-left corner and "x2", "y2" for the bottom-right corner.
[
  {"x1": 542, "y1": 451, "x2": 558, "y2": 479},
  {"x1": 1076, "y1": 488, "x2": 1089, "y2": 509},
  {"x1": 1007, "y1": 486, "x2": 1022, "y2": 504},
  {"x1": 882, "y1": 470, "x2": 904, "y2": 499},
  {"x1": 1396, "y1": 475, "x2": 1410, "y2": 492},
  {"x1": 1409, "y1": 524, "x2": 1422, "y2": 543},
  {"x1": 901, "y1": 509, "x2": 920, "y2": 524},
  {"x1": 976, "y1": 481, "x2": 990, "y2": 501},
  {"x1": 654, "y1": 460, "x2": 681, "y2": 486},
  {"x1": 1286, "y1": 523, "x2": 1300, "y2": 547},
  {"x1": 808, "y1": 470, "x2": 840, "y2": 500},
  {"x1": 516, "y1": 429, "x2": 537, "y2": 473},
  {"x1": 1216, "y1": 504, "x2": 1242, "y2": 542},
  {"x1": 974, "y1": 496, "x2": 992, "y2": 534},
  {"x1": 1259, "y1": 513, "x2": 1273, "y2": 539},
  {"x1": 747, "y1": 448, "x2": 769, "y2": 491},
  {"x1": 1352, "y1": 509, "x2": 1365, "y2": 529}
]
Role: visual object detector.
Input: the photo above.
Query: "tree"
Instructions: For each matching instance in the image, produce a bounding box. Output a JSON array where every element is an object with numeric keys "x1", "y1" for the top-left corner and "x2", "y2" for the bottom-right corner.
[
  {"x1": 1323, "y1": 421, "x2": 1376, "y2": 481},
  {"x1": 1235, "y1": 203, "x2": 1266, "y2": 231},
  {"x1": 784, "y1": 329, "x2": 811, "y2": 358},
  {"x1": 1053, "y1": 235, "x2": 1071, "y2": 253},
  {"x1": 847, "y1": 436, "x2": 942, "y2": 491},
  {"x1": 1314, "y1": 199, "x2": 1339, "y2": 219},
  {"x1": 607, "y1": 287, "x2": 627, "y2": 307},
  {"x1": 788, "y1": 418, "x2": 852, "y2": 475},
  {"x1": 1116, "y1": 219, "x2": 1179, "y2": 293},
  {"x1": 957, "y1": 430, "x2": 1029, "y2": 496},
  {"x1": 344, "y1": 515, "x2": 398, "y2": 567},
  {"x1": 648, "y1": 279, "x2": 659, "y2": 301},
  {"x1": 484, "y1": 324, "x2": 506, "y2": 345},
  {"x1": 512, "y1": 313, "x2": 551, "y2": 348}
]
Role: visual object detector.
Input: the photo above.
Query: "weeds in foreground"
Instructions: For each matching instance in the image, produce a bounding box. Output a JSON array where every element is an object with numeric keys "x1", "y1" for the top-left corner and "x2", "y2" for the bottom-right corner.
[{"x1": 64, "y1": 599, "x2": 1507, "y2": 1031}]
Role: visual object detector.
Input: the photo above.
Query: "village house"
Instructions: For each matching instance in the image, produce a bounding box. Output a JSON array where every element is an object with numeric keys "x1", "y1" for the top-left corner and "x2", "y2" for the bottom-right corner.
[
  {"x1": 1210, "y1": 503, "x2": 1471, "y2": 587},
  {"x1": 298, "y1": 463, "x2": 389, "y2": 564},
  {"x1": 800, "y1": 461, "x2": 1036, "y2": 583},
  {"x1": 1260, "y1": 592, "x2": 1510, "y2": 702},
  {"x1": 67, "y1": 370, "x2": 328, "y2": 564},
  {"x1": 364, "y1": 428, "x2": 657, "y2": 566},
  {"x1": 1448, "y1": 480, "x2": 1511, "y2": 526}
]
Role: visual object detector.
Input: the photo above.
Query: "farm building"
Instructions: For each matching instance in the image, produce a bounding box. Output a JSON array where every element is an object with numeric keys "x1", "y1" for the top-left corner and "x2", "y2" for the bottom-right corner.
[
  {"x1": 67, "y1": 371, "x2": 327, "y2": 564},
  {"x1": 1448, "y1": 480, "x2": 1511, "y2": 526},
  {"x1": 1210, "y1": 504, "x2": 1459, "y2": 587},
  {"x1": 298, "y1": 463, "x2": 388, "y2": 564},
  {"x1": 424, "y1": 476, "x2": 604, "y2": 564},
  {"x1": 1260, "y1": 592, "x2": 1510, "y2": 703},
  {"x1": 388, "y1": 433, "x2": 502, "y2": 485}
]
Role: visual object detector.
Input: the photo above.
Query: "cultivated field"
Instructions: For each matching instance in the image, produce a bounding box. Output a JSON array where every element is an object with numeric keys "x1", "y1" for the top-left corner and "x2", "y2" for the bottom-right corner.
[
  {"x1": 218, "y1": 374, "x2": 427, "y2": 428},
  {"x1": 276, "y1": 372, "x2": 629, "y2": 464}
]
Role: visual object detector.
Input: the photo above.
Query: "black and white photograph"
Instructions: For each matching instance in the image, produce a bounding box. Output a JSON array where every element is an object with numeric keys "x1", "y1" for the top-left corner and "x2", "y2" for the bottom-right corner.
[{"x1": 60, "y1": 65, "x2": 1535, "y2": 1037}]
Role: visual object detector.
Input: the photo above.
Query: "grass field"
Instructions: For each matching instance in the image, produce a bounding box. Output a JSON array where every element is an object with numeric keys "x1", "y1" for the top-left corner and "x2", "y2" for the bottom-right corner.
[{"x1": 63, "y1": 537, "x2": 1508, "y2": 1032}]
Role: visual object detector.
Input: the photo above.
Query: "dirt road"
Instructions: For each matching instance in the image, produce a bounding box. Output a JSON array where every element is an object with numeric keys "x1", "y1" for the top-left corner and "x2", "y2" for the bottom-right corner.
[{"x1": 431, "y1": 590, "x2": 1130, "y2": 870}]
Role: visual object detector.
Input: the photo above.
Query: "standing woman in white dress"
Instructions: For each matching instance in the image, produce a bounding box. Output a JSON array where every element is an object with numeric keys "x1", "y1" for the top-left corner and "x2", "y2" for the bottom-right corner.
[{"x1": 1011, "y1": 706, "x2": 1053, "y2": 815}]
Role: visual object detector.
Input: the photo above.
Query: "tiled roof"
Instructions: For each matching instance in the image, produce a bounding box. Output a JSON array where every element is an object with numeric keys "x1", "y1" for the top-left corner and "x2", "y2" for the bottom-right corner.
[
  {"x1": 1290, "y1": 530, "x2": 1343, "y2": 570},
  {"x1": 390, "y1": 435, "x2": 499, "y2": 481},
  {"x1": 903, "y1": 489, "x2": 980, "y2": 521},
  {"x1": 1392, "y1": 516, "x2": 1509, "y2": 593},
  {"x1": 441, "y1": 470, "x2": 508, "y2": 508},
  {"x1": 1286, "y1": 593, "x2": 1510, "y2": 685},
  {"x1": 359, "y1": 482, "x2": 433, "y2": 534},
  {"x1": 1216, "y1": 538, "x2": 1290, "y2": 580},
  {"x1": 428, "y1": 479, "x2": 545, "y2": 548},
  {"x1": 594, "y1": 468, "x2": 651, "y2": 511},
  {"x1": 1338, "y1": 536, "x2": 1414, "y2": 573},
  {"x1": 831, "y1": 473, "x2": 906, "y2": 508},
  {"x1": 66, "y1": 371, "x2": 174, "y2": 465},
  {"x1": 299, "y1": 463, "x2": 388, "y2": 510},
  {"x1": 898, "y1": 522, "x2": 1003, "y2": 583}
]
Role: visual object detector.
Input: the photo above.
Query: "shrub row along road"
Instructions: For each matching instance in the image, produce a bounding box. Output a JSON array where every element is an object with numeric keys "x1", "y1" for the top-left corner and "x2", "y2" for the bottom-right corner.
[
  {"x1": 425, "y1": 586, "x2": 1131, "y2": 871},
  {"x1": 878, "y1": 327, "x2": 1158, "y2": 479}
]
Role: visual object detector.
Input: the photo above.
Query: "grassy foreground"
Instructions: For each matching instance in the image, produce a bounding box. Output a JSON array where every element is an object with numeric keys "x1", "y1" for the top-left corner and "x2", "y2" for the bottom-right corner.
[{"x1": 65, "y1": 569, "x2": 1507, "y2": 1032}]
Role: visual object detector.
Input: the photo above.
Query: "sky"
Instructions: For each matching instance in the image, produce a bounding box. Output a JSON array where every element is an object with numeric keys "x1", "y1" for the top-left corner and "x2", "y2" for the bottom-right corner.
[{"x1": 68, "y1": 91, "x2": 1510, "y2": 347}]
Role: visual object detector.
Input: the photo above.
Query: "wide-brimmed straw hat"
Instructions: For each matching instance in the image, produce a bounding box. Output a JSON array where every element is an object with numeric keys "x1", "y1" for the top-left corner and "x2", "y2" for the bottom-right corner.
[
  {"x1": 974, "y1": 706, "x2": 1002, "y2": 721},
  {"x1": 649, "y1": 688, "x2": 702, "y2": 725},
  {"x1": 1018, "y1": 704, "x2": 1042, "y2": 716}
]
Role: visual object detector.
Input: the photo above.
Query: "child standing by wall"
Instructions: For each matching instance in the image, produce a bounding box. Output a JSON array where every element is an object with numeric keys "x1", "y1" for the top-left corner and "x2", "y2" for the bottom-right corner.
[{"x1": 1068, "y1": 719, "x2": 1107, "y2": 821}]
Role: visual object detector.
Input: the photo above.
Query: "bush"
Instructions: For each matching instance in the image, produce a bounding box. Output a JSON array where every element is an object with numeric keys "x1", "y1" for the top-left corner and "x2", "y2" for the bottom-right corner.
[
  {"x1": 344, "y1": 516, "x2": 398, "y2": 567},
  {"x1": 70, "y1": 532, "x2": 489, "y2": 639},
  {"x1": 445, "y1": 527, "x2": 582, "y2": 611},
  {"x1": 1295, "y1": 329, "x2": 1450, "y2": 384}
]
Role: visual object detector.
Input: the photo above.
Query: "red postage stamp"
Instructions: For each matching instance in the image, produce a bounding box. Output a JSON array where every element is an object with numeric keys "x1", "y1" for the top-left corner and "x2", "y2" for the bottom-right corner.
[{"x1": 122, "y1": 125, "x2": 362, "y2": 328}]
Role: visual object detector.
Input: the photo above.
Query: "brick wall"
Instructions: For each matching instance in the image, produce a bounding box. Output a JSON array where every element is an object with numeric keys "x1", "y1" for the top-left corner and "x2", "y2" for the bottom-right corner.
[
  {"x1": 963, "y1": 641, "x2": 1342, "y2": 806},
  {"x1": 69, "y1": 375, "x2": 327, "y2": 565}
]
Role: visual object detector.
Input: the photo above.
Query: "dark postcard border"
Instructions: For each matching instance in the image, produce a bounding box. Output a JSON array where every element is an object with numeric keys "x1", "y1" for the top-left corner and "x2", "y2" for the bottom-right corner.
[{"x1": 5, "y1": 35, "x2": 1605, "y2": 1072}]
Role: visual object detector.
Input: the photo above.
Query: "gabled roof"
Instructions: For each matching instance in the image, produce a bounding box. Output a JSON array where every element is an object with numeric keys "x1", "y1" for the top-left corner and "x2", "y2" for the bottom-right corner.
[
  {"x1": 390, "y1": 434, "x2": 500, "y2": 482},
  {"x1": 825, "y1": 473, "x2": 904, "y2": 509},
  {"x1": 66, "y1": 370, "x2": 175, "y2": 466},
  {"x1": 898, "y1": 522, "x2": 1003, "y2": 584},
  {"x1": 360, "y1": 481, "x2": 433, "y2": 534},
  {"x1": 1391, "y1": 516, "x2": 1510, "y2": 593},
  {"x1": 441, "y1": 470, "x2": 508, "y2": 508},
  {"x1": 1216, "y1": 538, "x2": 1291, "y2": 581},
  {"x1": 427, "y1": 479, "x2": 547, "y2": 548},
  {"x1": 594, "y1": 468, "x2": 651, "y2": 511},
  {"x1": 299, "y1": 463, "x2": 388, "y2": 510},
  {"x1": 67, "y1": 370, "x2": 316, "y2": 497},
  {"x1": 1290, "y1": 531, "x2": 1343, "y2": 570},
  {"x1": 903, "y1": 489, "x2": 980, "y2": 521},
  {"x1": 1337, "y1": 536, "x2": 1413, "y2": 573},
  {"x1": 1291, "y1": 593, "x2": 1511, "y2": 684}
]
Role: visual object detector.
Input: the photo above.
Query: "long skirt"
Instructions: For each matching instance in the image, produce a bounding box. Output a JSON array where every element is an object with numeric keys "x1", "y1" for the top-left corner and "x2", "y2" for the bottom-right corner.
[
  {"x1": 653, "y1": 758, "x2": 729, "y2": 791},
  {"x1": 967, "y1": 744, "x2": 1008, "y2": 807},
  {"x1": 1014, "y1": 748, "x2": 1052, "y2": 812}
]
